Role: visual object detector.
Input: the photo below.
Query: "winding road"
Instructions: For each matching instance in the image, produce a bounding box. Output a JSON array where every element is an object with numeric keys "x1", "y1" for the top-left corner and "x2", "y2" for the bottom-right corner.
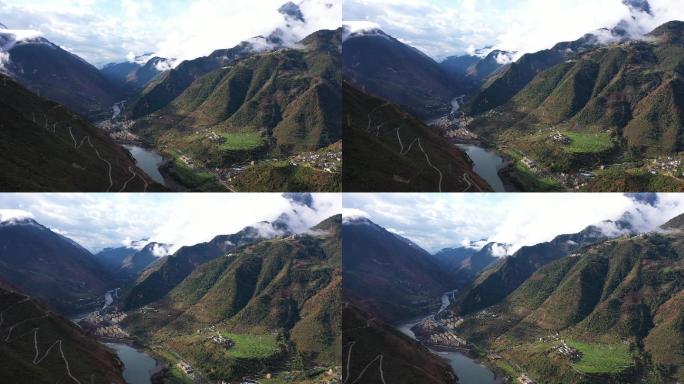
[{"x1": 0, "y1": 297, "x2": 82, "y2": 383}]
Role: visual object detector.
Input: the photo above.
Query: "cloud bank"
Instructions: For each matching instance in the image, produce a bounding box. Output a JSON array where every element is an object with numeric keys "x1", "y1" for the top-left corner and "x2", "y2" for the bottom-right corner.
[
  {"x1": 343, "y1": 193, "x2": 684, "y2": 254},
  {"x1": 0, "y1": 193, "x2": 340, "y2": 253},
  {"x1": 343, "y1": 0, "x2": 684, "y2": 60},
  {"x1": 0, "y1": 0, "x2": 341, "y2": 66}
]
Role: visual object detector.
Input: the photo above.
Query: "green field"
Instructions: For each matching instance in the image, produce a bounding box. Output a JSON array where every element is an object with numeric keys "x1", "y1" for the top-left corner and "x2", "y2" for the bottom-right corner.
[
  {"x1": 170, "y1": 157, "x2": 224, "y2": 191},
  {"x1": 567, "y1": 341, "x2": 633, "y2": 374},
  {"x1": 220, "y1": 332, "x2": 280, "y2": 359},
  {"x1": 218, "y1": 131, "x2": 265, "y2": 151},
  {"x1": 563, "y1": 131, "x2": 613, "y2": 154}
]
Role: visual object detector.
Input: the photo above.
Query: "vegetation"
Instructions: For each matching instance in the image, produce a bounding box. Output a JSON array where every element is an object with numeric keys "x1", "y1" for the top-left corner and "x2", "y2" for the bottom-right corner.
[
  {"x1": 129, "y1": 30, "x2": 342, "y2": 191},
  {"x1": 220, "y1": 332, "x2": 280, "y2": 359},
  {"x1": 566, "y1": 341, "x2": 633, "y2": 374},
  {"x1": 343, "y1": 82, "x2": 492, "y2": 192},
  {"x1": 0, "y1": 74, "x2": 162, "y2": 192},
  {"x1": 122, "y1": 216, "x2": 342, "y2": 382}
]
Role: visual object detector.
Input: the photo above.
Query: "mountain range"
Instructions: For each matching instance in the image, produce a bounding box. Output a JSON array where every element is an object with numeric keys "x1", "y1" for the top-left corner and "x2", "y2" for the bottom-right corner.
[
  {"x1": 0, "y1": 25, "x2": 124, "y2": 120},
  {"x1": 122, "y1": 215, "x2": 342, "y2": 382},
  {"x1": 101, "y1": 55, "x2": 173, "y2": 93},
  {"x1": 444, "y1": 213, "x2": 684, "y2": 383},
  {"x1": 0, "y1": 217, "x2": 116, "y2": 314},
  {"x1": 0, "y1": 197, "x2": 342, "y2": 383},
  {"x1": 342, "y1": 205, "x2": 683, "y2": 383}
]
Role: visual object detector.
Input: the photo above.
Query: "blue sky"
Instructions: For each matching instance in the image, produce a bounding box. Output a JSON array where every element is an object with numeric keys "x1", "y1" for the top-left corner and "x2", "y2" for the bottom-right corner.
[
  {"x1": 0, "y1": 0, "x2": 341, "y2": 66},
  {"x1": 343, "y1": 0, "x2": 684, "y2": 60},
  {"x1": 0, "y1": 193, "x2": 340, "y2": 253},
  {"x1": 343, "y1": 193, "x2": 684, "y2": 254}
]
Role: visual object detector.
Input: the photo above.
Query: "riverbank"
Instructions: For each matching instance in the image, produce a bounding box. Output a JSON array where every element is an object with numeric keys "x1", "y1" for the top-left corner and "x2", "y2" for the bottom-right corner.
[{"x1": 394, "y1": 292, "x2": 504, "y2": 384}]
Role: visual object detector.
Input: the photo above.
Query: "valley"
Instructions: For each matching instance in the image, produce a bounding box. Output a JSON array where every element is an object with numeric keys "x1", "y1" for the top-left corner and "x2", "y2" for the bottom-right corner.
[
  {"x1": 341, "y1": 194, "x2": 684, "y2": 383},
  {"x1": 0, "y1": 0, "x2": 342, "y2": 192},
  {"x1": 343, "y1": 0, "x2": 684, "y2": 192},
  {"x1": 0, "y1": 193, "x2": 342, "y2": 383}
]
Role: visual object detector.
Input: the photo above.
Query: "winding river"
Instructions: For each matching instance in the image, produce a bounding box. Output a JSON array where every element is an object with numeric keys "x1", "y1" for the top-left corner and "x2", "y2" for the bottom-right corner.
[
  {"x1": 123, "y1": 145, "x2": 168, "y2": 187},
  {"x1": 456, "y1": 144, "x2": 506, "y2": 192},
  {"x1": 105, "y1": 343, "x2": 158, "y2": 384},
  {"x1": 395, "y1": 292, "x2": 498, "y2": 384}
]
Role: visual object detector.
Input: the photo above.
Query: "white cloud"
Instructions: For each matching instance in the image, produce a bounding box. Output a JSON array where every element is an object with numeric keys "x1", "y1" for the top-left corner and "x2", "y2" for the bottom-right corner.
[
  {"x1": 343, "y1": 0, "x2": 684, "y2": 60},
  {"x1": 0, "y1": 209, "x2": 33, "y2": 221},
  {"x1": 0, "y1": 193, "x2": 340, "y2": 253},
  {"x1": 343, "y1": 193, "x2": 684, "y2": 253},
  {"x1": 0, "y1": 0, "x2": 341, "y2": 66}
]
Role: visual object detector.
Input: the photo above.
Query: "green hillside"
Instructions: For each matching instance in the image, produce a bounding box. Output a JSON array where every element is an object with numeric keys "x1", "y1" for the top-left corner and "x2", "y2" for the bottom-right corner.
[
  {"x1": 466, "y1": 21, "x2": 684, "y2": 191},
  {"x1": 447, "y1": 222, "x2": 684, "y2": 383},
  {"x1": 121, "y1": 216, "x2": 342, "y2": 382},
  {"x1": 129, "y1": 30, "x2": 341, "y2": 191}
]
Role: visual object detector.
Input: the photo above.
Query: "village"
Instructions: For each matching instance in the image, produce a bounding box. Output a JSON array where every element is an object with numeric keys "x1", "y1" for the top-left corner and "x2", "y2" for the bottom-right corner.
[{"x1": 78, "y1": 309, "x2": 130, "y2": 340}]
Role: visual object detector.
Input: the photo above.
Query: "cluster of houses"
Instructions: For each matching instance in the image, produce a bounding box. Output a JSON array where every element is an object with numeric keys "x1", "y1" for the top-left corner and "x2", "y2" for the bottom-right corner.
[
  {"x1": 475, "y1": 309, "x2": 498, "y2": 320},
  {"x1": 553, "y1": 341, "x2": 582, "y2": 361},
  {"x1": 176, "y1": 361, "x2": 194, "y2": 375},
  {"x1": 425, "y1": 330, "x2": 468, "y2": 348},
  {"x1": 80, "y1": 309, "x2": 129, "y2": 339},
  {"x1": 93, "y1": 324, "x2": 129, "y2": 338},
  {"x1": 558, "y1": 171, "x2": 595, "y2": 189},
  {"x1": 204, "y1": 129, "x2": 227, "y2": 144},
  {"x1": 648, "y1": 156, "x2": 683, "y2": 177},
  {"x1": 208, "y1": 333, "x2": 234, "y2": 348},
  {"x1": 550, "y1": 131, "x2": 571, "y2": 144},
  {"x1": 290, "y1": 150, "x2": 342, "y2": 173},
  {"x1": 179, "y1": 155, "x2": 195, "y2": 168},
  {"x1": 441, "y1": 314, "x2": 464, "y2": 330}
]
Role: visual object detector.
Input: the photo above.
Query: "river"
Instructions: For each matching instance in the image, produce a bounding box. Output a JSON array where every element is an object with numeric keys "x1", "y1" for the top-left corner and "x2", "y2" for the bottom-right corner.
[
  {"x1": 456, "y1": 144, "x2": 506, "y2": 192},
  {"x1": 105, "y1": 343, "x2": 158, "y2": 384},
  {"x1": 123, "y1": 145, "x2": 168, "y2": 187},
  {"x1": 395, "y1": 292, "x2": 498, "y2": 384},
  {"x1": 70, "y1": 291, "x2": 158, "y2": 384}
]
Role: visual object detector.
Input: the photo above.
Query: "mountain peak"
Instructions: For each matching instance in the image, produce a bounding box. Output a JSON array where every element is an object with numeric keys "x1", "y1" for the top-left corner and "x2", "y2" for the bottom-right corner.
[
  {"x1": 622, "y1": 0, "x2": 652, "y2": 15},
  {"x1": 661, "y1": 213, "x2": 684, "y2": 230},
  {"x1": 342, "y1": 21, "x2": 388, "y2": 41},
  {"x1": 278, "y1": 1, "x2": 305, "y2": 23}
]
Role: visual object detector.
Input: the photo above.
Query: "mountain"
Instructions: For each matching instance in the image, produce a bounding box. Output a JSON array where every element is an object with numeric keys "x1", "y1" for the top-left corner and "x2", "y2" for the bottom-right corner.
[
  {"x1": 131, "y1": 29, "x2": 341, "y2": 162},
  {"x1": 450, "y1": 242, "x2": 506, "y2": 281},
  {"x1": 432, "y1": 246, "x2": 478, "y2": 269},
  {"x1": 0, "y1": 73, "x2": 163, "y2": 192},
  {"x1": 343, "y1": 26, "x2": 458, "y2": 118},
  {"x1": 101, "y1": 56, "x2": 172, "y2": 91},
  {"x1": 441, "y1": 50, "x2": 511, "y2": 87},
  {"x1": 343, "y1": 302, "x2": 458, "y2": 384},
  {"x1": 465, "y1": 23, "x2": 642, "y2": 116},
  {"x1": 0, "y1": 217, "x2": 115, "y2": 314},
  {"x1": 431, "y1": 242, "x2": 506, "y2": 284},
  {"x1": 0, "y1": 29, "x2": 123, "y2": 120},
  {"x1": 440, "y1": 54, "x2": 481, "y2": 80},
  {"x1": 96, "y1": 242, "x2": 170, "y2": 281},
  {"x1": 342, "y1": 216, "x2": 454, "y2": 322},
  {"x1": 450, "y1": 219, "x2": 633, "y2": 316},
  {"x1": 0, "y1": 286, "x2": 125, "y2": 383},
  {"x1": 343, "y1": 82, "x2": 492, "y2": 192},
  {"x1": 122, "y1": 215, "x2": 341, "y2": 382},
  {"x1": 119, "y1": 242, "x2": 169, "y2": 276},
  {"x1": 120, "y1": 217, "x2": 294, "y2": 310},
  {"x1": 95, "y1": 245, "x2": 138, "y2": 269},
  {"x1": 447, "y1": 214, "x2": 684, "y2": 383}
]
